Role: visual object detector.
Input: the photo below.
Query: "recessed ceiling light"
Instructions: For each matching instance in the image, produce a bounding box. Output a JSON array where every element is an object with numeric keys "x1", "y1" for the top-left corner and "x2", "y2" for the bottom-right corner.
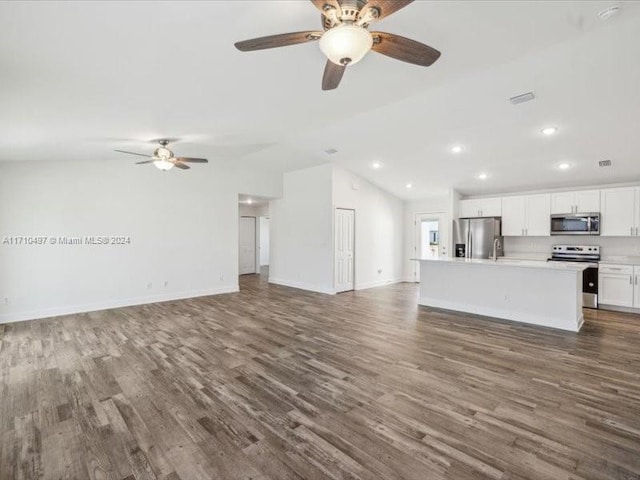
[
  {"x1": 405, "y1": 183, "x2": 413, "y2": 189},
  {"x1": 478, "y1": 173, "x2": 488, "y2": 180},
  {"x1": 371, "y1": 161, "x2": 383, "y2": 169},
  {"x1": 557, "y1": 163, "x2": 571, "y2": 170},
  {"x1": 451, "y1": 145, "x2": 464, "y2": 154},
  {"x1": 541, "y1": 126, "x2": 558, "y2": 136},
  {"x1": 598, "y1": 6, "x2": 620, "y2": 20}
]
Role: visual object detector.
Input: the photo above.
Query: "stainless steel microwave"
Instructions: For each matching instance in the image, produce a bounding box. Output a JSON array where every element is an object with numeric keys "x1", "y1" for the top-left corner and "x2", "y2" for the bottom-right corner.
[{"x1": 550, "y1": 213, "x2": 600, "y2": 235}]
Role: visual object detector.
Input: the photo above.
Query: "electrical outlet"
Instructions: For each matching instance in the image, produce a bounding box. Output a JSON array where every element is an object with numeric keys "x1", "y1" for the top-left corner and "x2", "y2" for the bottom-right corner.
[
  {"x1": 147, "y1": 282, "x2": 152, "y2": 289},
  {"x1": 220, "y1": 275, "x2": 224, "y2": 281}
]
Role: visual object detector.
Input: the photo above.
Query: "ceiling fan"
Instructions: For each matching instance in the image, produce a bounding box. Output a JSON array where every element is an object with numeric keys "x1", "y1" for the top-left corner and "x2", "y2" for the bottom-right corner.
[
  {"x1": 115, "y1": 139, "x2": 209, "y2": 171},
  {"x1": 234, "y1": 0, "x2": 441, "y2": 90}
]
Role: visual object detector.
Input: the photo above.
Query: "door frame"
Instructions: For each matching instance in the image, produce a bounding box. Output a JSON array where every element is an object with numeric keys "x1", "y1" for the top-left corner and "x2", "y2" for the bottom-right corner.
[
  {"x1": 239, "y1": 215, "x2": 259, "y2": 275},
  {"x1": 334, "y1": 207, "x2": 356, "y2": 293},
  {"x1": 414, "y1": 211, "x2": 448, "y2": 282}
]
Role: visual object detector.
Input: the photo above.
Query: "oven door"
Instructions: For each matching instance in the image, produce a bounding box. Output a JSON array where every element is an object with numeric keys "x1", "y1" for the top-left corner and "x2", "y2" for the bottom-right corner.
[{"x1": 550, "y1": 214, "x2": 600, "y2": 235}]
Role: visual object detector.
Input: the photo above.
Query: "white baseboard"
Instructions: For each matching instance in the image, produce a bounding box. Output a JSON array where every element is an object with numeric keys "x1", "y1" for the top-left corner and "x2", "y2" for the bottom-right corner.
[
  {"x1": 419, "y1": 297, "x2": 583, "y2": 333},
  {"x1": 355, "y1": 278, "x2": 404, "y2": 291},
  {"x1": 268, "y1": 277, "x2": 335, "y2": 295},
  {"x1": 598, "y1": 304, "x2": 640, "y2": 314},
  {"x1": 0, "y1": 285, "x2": 240, "y2": 325}
]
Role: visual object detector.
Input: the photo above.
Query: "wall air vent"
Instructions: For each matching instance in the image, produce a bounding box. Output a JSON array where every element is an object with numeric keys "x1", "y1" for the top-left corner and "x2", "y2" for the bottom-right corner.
[
  {"x1": 324, "y1": 148, "x2": 338, "y2": 155},
  {"x1": 599, "y1": 159, "x2": 613, "y2": 167},
  {"x1": 509, "y1": 92, "x2": 536, "y2": 105}
]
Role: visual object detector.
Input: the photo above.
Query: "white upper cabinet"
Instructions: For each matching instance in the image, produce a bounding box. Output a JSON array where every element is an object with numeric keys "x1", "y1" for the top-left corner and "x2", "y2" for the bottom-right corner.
[
  {"x1": 501, "y1": 196, "x2": 526, "y2": 236},
  {"x1": 526, "y1": 194, "x2": 552, "y2": 236},
  {"x1": 550, "y1": 192, "x2": 575, "y2": 215},
  {"x1": 550, "y1": 190, "x2": 600, "y2": 214},
  {"x1": 459, "y1": 197, "x2": 502, "y2": 218},
  {"x1": 600, "y1": 187, "x2": 637, "y2": 236},
  {"x1": 575, "y1": 190, "x2": 601, "y2": 213},
  {"x1": 479, "y1": 197, "x2": 502, "y2": 217},
  {"x1": 501, "y1": 194, "x2": 550, "y2": 236},
  {"x1": 459, "y1": 199, "x2": 479, "y2": 218}
]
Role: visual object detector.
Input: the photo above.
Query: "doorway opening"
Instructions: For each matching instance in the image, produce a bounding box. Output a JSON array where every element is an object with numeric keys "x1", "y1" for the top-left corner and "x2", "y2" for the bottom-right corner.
[
  {"x1": 238, "y1": 194, "x2": 272, "y2": 283},
  {"x1": 414, "y1": 212, "x2": 448, "y2": 282}
]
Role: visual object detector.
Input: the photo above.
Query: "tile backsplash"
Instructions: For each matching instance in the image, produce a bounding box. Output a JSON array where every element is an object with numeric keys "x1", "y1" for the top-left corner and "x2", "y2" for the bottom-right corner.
[{"x1": 504, "y1": 236, "x2": 640, "y2": 257}]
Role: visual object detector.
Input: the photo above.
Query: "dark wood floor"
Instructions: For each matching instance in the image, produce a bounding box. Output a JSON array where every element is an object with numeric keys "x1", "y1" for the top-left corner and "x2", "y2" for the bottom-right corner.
[{"x1": 1, "y1": 274, "x2": 640, "y2": 480}]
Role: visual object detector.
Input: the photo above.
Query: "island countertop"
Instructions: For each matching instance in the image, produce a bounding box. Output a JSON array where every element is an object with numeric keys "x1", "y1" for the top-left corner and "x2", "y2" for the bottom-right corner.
[
  {"x1": 414, "y1": 256, "x2": 585, "y2": 332},
  {"x1": 412, "y1": 256, "x2": 589, "y2": 272}
]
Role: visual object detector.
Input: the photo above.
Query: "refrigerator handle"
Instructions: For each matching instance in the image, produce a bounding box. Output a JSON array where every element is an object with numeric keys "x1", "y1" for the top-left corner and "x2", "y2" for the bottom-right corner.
[{"x1": 468, "y1": 229, "x2": 472, "y2": 259}]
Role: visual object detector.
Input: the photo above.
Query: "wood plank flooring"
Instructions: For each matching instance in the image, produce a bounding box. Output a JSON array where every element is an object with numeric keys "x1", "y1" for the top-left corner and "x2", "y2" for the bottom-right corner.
[{"x1": 1, "y1": 273, "x2": 640, "y2": 480}]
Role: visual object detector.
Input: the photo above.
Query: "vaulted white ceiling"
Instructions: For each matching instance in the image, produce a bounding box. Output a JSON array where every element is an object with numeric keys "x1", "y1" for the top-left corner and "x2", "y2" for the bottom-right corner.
[{"x1": 1, "y1": 1, "x2": 639, "y2": 199}]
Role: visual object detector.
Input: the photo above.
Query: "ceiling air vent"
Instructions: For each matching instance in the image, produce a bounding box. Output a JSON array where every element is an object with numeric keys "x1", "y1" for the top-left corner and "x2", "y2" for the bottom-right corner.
[
  {"x1": 599, "y1": 160, "x2": 613, "y2": 167},
  {"x1": 509, "y1": 92, "x2": 536, "y2": 105},
  {"x1": 324, "y1": 148, "x2": 338, "y2": 155}
]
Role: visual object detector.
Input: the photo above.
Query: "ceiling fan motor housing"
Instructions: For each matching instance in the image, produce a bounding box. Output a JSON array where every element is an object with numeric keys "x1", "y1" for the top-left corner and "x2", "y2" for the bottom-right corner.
[{"x1": 322, "y1": 0, "x2": 369, "y2": 30}]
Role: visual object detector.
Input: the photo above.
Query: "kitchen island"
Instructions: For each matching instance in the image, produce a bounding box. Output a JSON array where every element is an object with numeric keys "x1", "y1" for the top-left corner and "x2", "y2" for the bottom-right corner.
[{"x1": 415, "y1": 257, "x2": 587, "y2": 332}]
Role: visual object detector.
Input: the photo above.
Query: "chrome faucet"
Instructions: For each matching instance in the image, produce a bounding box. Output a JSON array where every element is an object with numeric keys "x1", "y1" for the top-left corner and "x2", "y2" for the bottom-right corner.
[{"x1": 492, "y1": 238, "x2": 501, "y2": 261}]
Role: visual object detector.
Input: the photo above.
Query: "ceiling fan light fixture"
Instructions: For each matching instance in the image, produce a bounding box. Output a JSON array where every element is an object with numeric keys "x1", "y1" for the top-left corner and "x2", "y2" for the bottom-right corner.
[
  {"x1": 319, "y1": 24, "x2": 373, "y2": 66},
  {"x1": 153, "y1": 159, "x2": 174, "y2": 171},
  {"x1": 154, "y1": 146, "x2": 173, "y2": 160}
]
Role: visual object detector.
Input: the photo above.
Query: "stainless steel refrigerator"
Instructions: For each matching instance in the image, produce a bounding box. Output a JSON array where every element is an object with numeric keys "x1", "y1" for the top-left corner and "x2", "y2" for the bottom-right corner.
[{"x1": 453, "y1": 217, "x2": 503, "y2": 259}]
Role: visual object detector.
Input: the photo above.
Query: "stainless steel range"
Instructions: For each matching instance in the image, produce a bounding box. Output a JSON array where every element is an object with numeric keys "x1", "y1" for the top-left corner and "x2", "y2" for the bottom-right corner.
[{"x1": 548, "y1": 245, "x2": 600, "y2": 309}]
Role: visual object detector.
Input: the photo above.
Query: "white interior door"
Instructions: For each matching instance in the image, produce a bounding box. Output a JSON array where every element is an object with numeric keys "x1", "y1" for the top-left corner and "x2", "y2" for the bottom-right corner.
[
  {"x1": 239, "y1": 216, "x2": 257, "y2": 275},
  {"x1": 335, "y1": 208, "x2": 355, "y2": 293},
  {"x1": 259, "y1": 217, "x2": 270, "y2": 266},
  {"x1": 414, "y1": 212, "x2": 448, "y2": 281}
]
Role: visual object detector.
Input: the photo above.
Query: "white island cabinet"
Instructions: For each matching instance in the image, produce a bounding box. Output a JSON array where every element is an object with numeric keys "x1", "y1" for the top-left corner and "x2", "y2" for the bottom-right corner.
[{"x1": 415, "y1": 257, "x2": 586, "y2": 332}]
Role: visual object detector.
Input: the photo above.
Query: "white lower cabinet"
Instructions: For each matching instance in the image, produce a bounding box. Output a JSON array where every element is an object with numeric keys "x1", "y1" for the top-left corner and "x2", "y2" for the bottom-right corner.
[{"x1": 598, "y1": 264, "x2": 635, "y2": 308}]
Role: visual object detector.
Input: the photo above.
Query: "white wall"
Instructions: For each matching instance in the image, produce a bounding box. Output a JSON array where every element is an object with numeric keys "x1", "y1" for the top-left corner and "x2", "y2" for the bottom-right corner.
[
  {"x1": 403, "y1": 195, "x2": 450, "y2": 281},
  {"x1": 0, "y1": 160, "x2": 282, "y2": 323},
  {"x1": 269, "y1": 164, "x2": 405, "y2": 294},
  {"x1": 332, "y1": 167, "x2": 404, "y2": 290},
  {"x1": 269, "y1": 164, "x2": 334, "y2": 293}
]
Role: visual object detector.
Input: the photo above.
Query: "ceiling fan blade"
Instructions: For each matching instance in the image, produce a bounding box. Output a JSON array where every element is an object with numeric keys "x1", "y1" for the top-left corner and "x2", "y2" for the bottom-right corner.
[
  {"x1": 371, "y1": 32, "x2": 441, "y2": 66},
  {"x1": 361, "y1": 0, "x2": 413, "y2": 21},
  {"x1": 175, "y1": 157, "x2": 208, "y2": 163},
  {"x1": 310, "y1": 0, "x2": 342, "y2": 17},
  {"x1": 135, "y1": 160, "x2": 154, "y2": 165},
  {"x1": 114, "y1": 149, "x2": 150, "y2": 158},
  {"x1": 322, "y1": 60, "x2": 346, "y2": 91},
  {"x1": 235, "y1": 31, "x2": 322, "y2": 52},
  {"x1": 173, "y1": 162, "x2": 190, "y2": 170}
]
